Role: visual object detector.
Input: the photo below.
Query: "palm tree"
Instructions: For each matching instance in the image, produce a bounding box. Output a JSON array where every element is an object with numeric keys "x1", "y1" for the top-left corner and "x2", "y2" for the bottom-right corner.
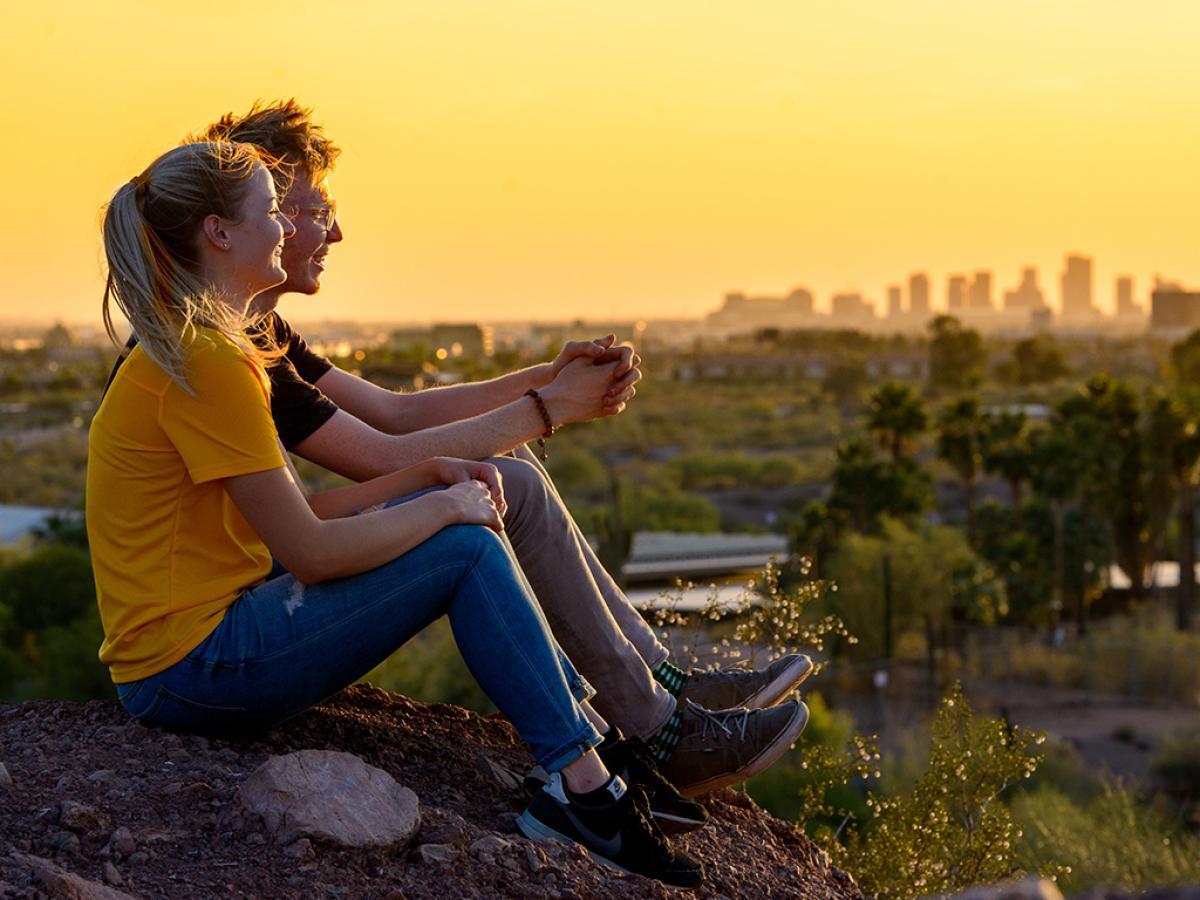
[
  {"x1": 1175, "y1": 425, "x2": 1200, "y2": 632},
  {"x1": 866, "y1": 381, "x2": 928, "y2": 464},
  {"x1": 936, "y1": 396, "x2": 984, "y2": 545},
  {"x1": 981, "y1": 408, "x2": 1033, "y2": 531},
  {"x1": 1149, "y1": 390, "x2": 1200, "y2": 631},
  {"x1": 1053, "y1": 378, "x2": 1125, "y2": 635},
  {"x1": 829, "y1": 438, "x2": 886, "y2": 534},
  {"x1": 829, "y1": 436, "x2": 932, "y2": 534},
  {"x1": 1028, "y1": 424, "x2": 1079, "y2": 635}
]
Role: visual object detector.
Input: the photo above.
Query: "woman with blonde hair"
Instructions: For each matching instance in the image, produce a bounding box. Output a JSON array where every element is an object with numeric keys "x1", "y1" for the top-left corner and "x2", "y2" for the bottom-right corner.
[{"x1": 87, "y1": 140, "x2": 702, "y2": 889}]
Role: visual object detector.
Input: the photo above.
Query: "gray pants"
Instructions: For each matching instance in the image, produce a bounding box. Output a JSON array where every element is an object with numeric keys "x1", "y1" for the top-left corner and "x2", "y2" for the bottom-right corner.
[{"x1": 492, "y1": 445, "x2": 676, "y2": 739}]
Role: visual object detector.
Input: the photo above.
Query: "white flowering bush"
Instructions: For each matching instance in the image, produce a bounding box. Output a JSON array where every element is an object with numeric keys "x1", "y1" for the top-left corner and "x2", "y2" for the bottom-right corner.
[
  {"x1": 646, "y1": 559, "x2": 855, "y2": 672},
  {"x1": 830, "y1": 684, "x2": 1046, "y2": 898}
]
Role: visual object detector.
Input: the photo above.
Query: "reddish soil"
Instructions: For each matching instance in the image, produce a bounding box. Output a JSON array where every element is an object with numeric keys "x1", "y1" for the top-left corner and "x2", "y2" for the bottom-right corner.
[{"x1": 0, "y1": 683, "x2": 864, "y2": 899}]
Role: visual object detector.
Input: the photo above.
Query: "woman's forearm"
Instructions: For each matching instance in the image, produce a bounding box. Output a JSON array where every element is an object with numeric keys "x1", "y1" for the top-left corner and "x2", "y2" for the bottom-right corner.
[
  {"x1": 226, "y1": 466, "x2": 471, "y2": 585},
  {"x1": 307, "y1": 460, "x2": 439, "y2": 520},
  {"x1": 299, "y1": 491, "x2": 453, "y2": 583},
  {"x1": 381, "y1": 364, "x2": 553, "y2": 433}
]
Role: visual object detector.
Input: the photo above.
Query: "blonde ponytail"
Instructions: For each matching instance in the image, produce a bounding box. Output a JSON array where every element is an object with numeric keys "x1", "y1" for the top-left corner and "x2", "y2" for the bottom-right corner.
[{"x1": 101, "y1": 142, "x2": 283, "y2": 392}]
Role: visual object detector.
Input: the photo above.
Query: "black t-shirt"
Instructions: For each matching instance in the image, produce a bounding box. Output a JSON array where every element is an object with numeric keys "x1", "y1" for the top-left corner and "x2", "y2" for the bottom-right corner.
[{"x1": 102, "y1": 313, "x2": 340, "y2": 450}]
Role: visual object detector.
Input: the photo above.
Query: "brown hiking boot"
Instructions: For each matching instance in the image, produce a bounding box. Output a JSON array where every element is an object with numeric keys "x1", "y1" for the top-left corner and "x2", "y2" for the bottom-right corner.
[
  {"x1": 677, "y1": 653, "x2": 813, "y2": 712},
  {"x1": 661, "y1": 699, "x2": 809, "y2": 798}
]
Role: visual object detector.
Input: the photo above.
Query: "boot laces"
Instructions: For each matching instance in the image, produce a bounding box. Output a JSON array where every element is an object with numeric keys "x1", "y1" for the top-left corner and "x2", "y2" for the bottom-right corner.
[{"x1": 686, "y1": 699, "x2": 752, "y2": 741}]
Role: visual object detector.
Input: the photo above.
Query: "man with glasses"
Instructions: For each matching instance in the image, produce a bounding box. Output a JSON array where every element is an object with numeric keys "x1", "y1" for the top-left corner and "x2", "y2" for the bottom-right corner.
[{"x1": 107, "y1": 101, "x2": 813, "y2": 816}]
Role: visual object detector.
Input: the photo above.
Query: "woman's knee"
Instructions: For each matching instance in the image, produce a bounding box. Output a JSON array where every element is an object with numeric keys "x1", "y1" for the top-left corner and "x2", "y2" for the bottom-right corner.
[{"x1": 431, "y1": 522, "x2": 506, "y2": 561}]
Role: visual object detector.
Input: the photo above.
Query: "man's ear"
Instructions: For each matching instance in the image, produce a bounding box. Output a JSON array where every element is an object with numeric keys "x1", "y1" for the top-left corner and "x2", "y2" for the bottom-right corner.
[{"x1": 201, "y1": 214, "x2": 231, "y2": 250}]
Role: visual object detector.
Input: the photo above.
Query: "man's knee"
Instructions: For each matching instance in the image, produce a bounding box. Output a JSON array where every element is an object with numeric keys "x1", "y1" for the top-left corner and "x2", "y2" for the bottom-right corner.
[{"x1": 490, "y1": 456, "x2": 550, "y2": 517}]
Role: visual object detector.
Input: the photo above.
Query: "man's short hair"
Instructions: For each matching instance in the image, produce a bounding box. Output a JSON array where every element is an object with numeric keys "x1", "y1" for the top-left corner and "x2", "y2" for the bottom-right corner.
[{"x1": 199, "y1": 99, "x2": 340, "y2": 187}]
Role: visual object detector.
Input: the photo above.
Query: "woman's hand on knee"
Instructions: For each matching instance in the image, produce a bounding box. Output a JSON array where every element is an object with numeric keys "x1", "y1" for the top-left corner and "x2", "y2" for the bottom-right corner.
[
  {"x1": 429, "y1": 458, "x2": 506, "y2": 517},
  {"x1": 440, "y1": 479, "x2": 505, "y2": 533}
]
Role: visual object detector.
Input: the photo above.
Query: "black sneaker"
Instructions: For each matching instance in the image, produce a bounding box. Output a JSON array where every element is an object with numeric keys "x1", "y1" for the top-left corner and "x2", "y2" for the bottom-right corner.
[
  {"x1": 523, "y1": 735, "x2": 709, "y2": 835},
  {"x1": 516, "y1": 772, "x2": 704, "y2": 889},
  {"x1": 606, "y1": 737, "x2": 709, "y2": 834}
]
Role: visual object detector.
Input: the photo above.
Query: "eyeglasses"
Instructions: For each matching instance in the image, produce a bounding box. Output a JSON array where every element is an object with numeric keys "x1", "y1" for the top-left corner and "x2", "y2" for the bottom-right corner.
[{"x1": 284, "y1": 202, "x2": 338, "y2": 232}]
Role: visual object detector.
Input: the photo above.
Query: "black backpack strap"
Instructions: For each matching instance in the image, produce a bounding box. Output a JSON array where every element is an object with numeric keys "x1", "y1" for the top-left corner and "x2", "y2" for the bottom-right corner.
[{"x1": 101, "y1": 334, "x2": 139, "y2": 401}]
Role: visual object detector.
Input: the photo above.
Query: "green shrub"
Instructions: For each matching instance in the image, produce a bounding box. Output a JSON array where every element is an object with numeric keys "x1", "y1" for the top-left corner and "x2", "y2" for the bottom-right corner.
[
  {"x1": 822, "y1": 518, "x2": 1006, "y2": 660},
  {"x1": 1017, "y1": 737, "x2": 1104, "y2": 806},
  {"x1": 0, "y1": 544, "x2": 95, "y2": 643},
  {"x1": 1151, "y1": 728, "x2": 1200, "y2": 799},
  {"x1": 0, "y1": 544, "x2": 109, "y2": 701},
  {"x1": 545, "y1": 447, "x2": 608, "y2": 496},
  {"x1": 992, "y1": 639, "x2": 1088, "y2": 689},
  {"x1": 828, "y1": 685, "x2": 1044, "y2": 899},
  {"x1": 972, "y1": 615, "x2": 1200, "y2": 706},
  {"x1": 29, "y1": 607, "x2": 110, "y2": 701},
  {"x1": 1013, "y1": 783, "x2": 1200, "y2": 892}
]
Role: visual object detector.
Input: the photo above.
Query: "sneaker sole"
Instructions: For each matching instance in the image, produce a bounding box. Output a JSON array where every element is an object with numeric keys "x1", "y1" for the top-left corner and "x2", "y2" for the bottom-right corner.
[
  {"x1": 740, "y1": 654, "x2": 814, "y2": 710},
  {"x1": 523, "y1": 768, "x2": 707, "y2": 834},
  {"x1": 676, "y1": 701, "x2": 810, "y2": 798},
  {"x1": 515, "y1": 811, "x2": 702, "y2": 889},
  {"x1": 655, "y1": 810, "x2": 707, "y2": 835}
]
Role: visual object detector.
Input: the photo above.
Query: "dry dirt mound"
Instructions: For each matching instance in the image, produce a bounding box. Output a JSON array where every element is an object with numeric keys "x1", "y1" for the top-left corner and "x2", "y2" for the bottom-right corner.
[{"x1": 0, "y1": 683, "x2": 863, "y2": 899}]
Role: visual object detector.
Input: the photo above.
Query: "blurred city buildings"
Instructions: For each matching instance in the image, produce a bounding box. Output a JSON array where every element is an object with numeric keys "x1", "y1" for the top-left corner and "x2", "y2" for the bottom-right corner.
[
  {"x1": 693, "y1": 252, "x2": 1170, "y2": 338},
  {"x1": 1061, "y1": 254, "x2": 1099, "y2": 321},
  {"x1": 1151, "y1": 279, "x2": 1200, "y2": 336},
  {"x1": 968, "y1": 270, "x2": 993, "y2": 310},
  {"x1": 704, "y1": 289, "x2": 814, "y2": 333},
  {"x1": 1003, "y1": 268, "x2": 1045, "y2": 310}
]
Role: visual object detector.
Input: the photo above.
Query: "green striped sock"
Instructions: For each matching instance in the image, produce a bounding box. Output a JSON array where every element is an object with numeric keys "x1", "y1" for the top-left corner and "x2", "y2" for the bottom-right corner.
[
  {"x1": 652, "y1": 658, "x2": 689, "y2": 696},
  {"x1": 645, "y1": 708, "x2": 684, "y2": 763}
]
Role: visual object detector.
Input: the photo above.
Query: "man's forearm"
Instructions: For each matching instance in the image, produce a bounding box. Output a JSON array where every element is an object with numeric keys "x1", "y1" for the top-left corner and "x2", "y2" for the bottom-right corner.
[
  {"x1": 293, "y1": 397, "x2": 551, "y2": 482},
  {"x1": 383, "y1": 364, "x2": 554, "y2": 435}
]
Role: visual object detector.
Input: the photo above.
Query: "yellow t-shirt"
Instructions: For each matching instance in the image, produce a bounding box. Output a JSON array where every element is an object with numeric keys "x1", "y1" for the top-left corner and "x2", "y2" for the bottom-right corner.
[{"x1": 86, "y1": 329, "x2": 286, "y2": 683}]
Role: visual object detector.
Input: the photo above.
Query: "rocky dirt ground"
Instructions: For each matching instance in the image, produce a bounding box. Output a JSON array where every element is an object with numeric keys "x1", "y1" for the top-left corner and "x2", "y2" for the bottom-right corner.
[{"x1": 0, "y1": 683, "x2": 863, "y2": 899}]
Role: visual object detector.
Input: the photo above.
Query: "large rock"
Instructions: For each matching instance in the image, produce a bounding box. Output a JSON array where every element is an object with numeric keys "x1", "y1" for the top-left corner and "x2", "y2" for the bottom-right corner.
[
  {"x1": 9, "y1": 851, "x2": 140, "y2": 900},
  {"x1": 238, "y1": 749, "x2": 419, "y2": 848}
]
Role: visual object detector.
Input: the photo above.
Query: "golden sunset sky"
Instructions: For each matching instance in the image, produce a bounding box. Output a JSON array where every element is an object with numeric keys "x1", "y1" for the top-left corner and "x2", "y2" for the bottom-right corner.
[{"x1": 2, "y1": 1, "x2": 1199, "y2": 325}]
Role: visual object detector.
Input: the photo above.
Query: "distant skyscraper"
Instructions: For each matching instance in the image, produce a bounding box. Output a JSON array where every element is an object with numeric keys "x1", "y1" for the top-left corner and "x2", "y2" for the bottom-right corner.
[
  {"x1": 968, "y1": 270, "x2": 993, "y2": 309},
  {"x1": 947, "y1": 275, "x2": 968, "y2": 310},
  {"x1": 1115, "y1": 276, "x2": 1140, "y2": 317},
  {"x1": 705, "y1": 288, "x2": 816, "y2": 334},
  {"x1": 1003, "y1": 267, "x2": 1045, "y2": 309},
  {"x1": 1151, "y1": 284, "x2": 1200, "y2": 331},
  {"x1": 887, "y1": 285, "x2": 902, "y2": 317},
  {"x1": 1061, "y1": 254, "x2": 1096, "y2": 318},
  {"x1": 909, "y1": 272, "x2": 930, "y2": 316},
  {"x1": 831, "y1": 292, "x2": 874, "y2": 319},
  {"x1": 785, "y1": 288, "x2": 815, "y2": 315}
]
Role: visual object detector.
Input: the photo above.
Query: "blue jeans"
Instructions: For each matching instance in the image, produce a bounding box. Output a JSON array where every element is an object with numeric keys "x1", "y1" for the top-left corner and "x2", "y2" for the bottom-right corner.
[{"x1": 116, "y1": 521, "x2": 602, "y2": 773}]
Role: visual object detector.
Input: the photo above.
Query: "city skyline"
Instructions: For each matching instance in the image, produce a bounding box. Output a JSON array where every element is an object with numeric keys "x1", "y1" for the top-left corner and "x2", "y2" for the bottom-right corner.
[{"x1": 717, "y1": 253, "x2": 1161, "y2": 322}]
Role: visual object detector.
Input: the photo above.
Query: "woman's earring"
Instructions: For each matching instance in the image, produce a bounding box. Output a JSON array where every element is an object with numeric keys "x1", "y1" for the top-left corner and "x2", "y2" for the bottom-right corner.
[{"x1": 223, "y1": 241, "x2": 230, "y2": 250}]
